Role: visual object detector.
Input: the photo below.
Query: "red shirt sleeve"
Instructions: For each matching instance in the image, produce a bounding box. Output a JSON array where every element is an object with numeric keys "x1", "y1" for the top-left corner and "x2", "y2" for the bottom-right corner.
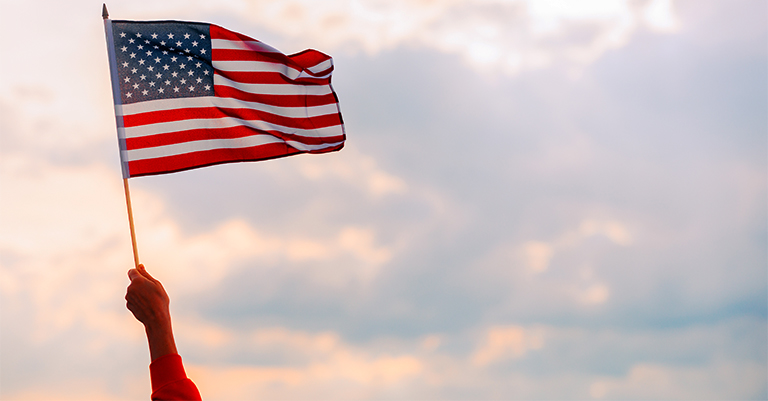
[{"x1": 149, "y1": 353, "x2": 202, "y2": 401}]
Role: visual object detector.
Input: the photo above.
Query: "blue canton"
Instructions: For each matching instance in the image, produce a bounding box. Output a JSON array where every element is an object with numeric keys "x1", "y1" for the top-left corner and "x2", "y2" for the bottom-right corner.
[{"x1": 112, "y1": 21, "x2": 214, "y2": 104}]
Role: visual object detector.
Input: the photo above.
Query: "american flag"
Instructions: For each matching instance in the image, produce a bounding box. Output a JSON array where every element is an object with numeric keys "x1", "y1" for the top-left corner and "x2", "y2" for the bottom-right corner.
[{"x1": 105, "y1": 20, "x2": 345, "y2": 178}]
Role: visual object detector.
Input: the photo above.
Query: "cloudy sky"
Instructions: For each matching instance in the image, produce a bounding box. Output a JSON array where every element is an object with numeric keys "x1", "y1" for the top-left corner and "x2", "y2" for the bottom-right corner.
[{"x1": 0, "y1": 0, "x2": 766, "y2": 399}]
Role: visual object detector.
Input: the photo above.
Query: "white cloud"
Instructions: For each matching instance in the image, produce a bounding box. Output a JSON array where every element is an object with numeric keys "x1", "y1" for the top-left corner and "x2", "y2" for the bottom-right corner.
[
  {"x1": 219, "y1": 0, "x2": 681, "y2": 75},
  {"x1": 590, "y1": 361, "x2": 767, "y2": 399},
  {"x1": 471, "y1": 325, "x2": 545, "y2": 366}
]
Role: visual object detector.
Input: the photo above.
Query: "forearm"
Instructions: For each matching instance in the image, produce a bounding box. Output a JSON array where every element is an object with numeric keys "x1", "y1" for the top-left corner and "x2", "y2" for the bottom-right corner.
[{"x1": 145, "y1": 320, "x2": 178, "y2": 361}]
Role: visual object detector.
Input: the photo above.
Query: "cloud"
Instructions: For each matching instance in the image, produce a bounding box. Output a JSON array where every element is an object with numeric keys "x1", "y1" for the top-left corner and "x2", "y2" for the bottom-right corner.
[
  {"x1": 589, "y1": 361, "x2": 767, "y2": 399},
  {"x1": 1, "y1": 0, "x2": 765, "y2": 399},
  {"x1": 222, "y1": 0, "x2": 680, "y2": 75},
  {"x1": 471, "y1": 325, "x2": 545, "y2": 366}
]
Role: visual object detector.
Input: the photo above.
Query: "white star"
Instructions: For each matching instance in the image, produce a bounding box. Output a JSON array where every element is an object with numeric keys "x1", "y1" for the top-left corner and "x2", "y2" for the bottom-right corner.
[
  {"x1": 121, "y1": 62, "x2": 129, "y2": 68},
  {"x1": 144, "y1": 40, "x2": 149, "y2": 44},
  {"x1": 154, "y1": 46, "x2": 159, "y2": 49},
  {"x1": 142, "y1": 89, "x2": 148, "y2": 96},
  {"x1": 171, "y1": 72, "x2": 178, "y2": 77},
  {"x1": 162, "y1": 51, "x2": 168, "y2": 55},
  {"x1": 136, "y1": 33, "x2": 142, "y2": 38},
  {"x1": 147, "y1": 66, "x2": 154, "y2": 72},
  {"x1": 133, "y1": 83, "x2": 139, "y2": 89},
  {"x1": 200, "y1": 49, "x2": 206, "y2": 54},
  {"x1": 155, "y1": 57, "x2": 161, "y2": 63},
  {"x1": 163, "y1": 65, "x2": 170, "y2": 70},
  {"x1": 165, "y1": 80, "x2": 171, "y2": 85},
  {"x1": 196, "y1": 77, "x2": 202, "y2": 83},
  {"x1": 188, "y1": 86, "x2": 195, "y2": 91},
  {"x1": 129, "y1": 38, "x2": 135, "y2": 44},
  {"x1": 171, "y1": 56, "x2": 177, "y2": 62},
  {"x1": 192, "y1": 41, "x2": 198, "y2": 47},
  {"x1": 195, "y1": 62, "x2": 202, "y2": 68},
  {"x1": 158, "y1": 87, "x2": 164, "y2": 93},
  {"x1": 120, "y1": 32, "x2": 126, "y2": 38},
  {"x1": 187, "y1": 70, "x2": 194, "y2": 76},
  {"x1": 176, "y1": 41, "x2": 182, "y2": 47},
  {"x1": 131, "y1": 68, "x2": 137, "y2": 74},
  {"x1": 126, "y1": 92, "x2": 132, "y2": 97},
  {"x1": 124, "y1": 77, "x2": 130, "y2": 83},
  {"x1": 140, "y1": 74, "x2": 146, "y2": 80},
  {"x1": 129, "y1": 53, "x2": 136, "y2": 59},
  {"x1": 187, "y1": 56, "x2": 193, "y2": 61},
  {"x1": 145, "y1": 51, "x2": 152, "y2": 56},
  {"x1": 149, "y1": 81, "x2": 155, "y2": 87},
  {"x1": 204, "y1": 85, "x2": 211, "y2": 90},
  {"x1": 179, "y1": 63, "x2": 186, "y2": 69},
  {"x1": 120, "y1": 46, "x2": 128, "y2": 52},
  {"x1": 184, "y1": 48, "x2": 190, "y2": 53},
  {"x1": 167, "y1": 33, "x2": 174, "y2": 39},
  {"x1": 160, "y1": 41, "x2": 166, "y2": 46},
  {"x1": 173, "y1": 87, "x2": 180, "y2": 92},
  {"x1": 156, "y1": 73, "x2": 162, "y2": 79},
  {"x1": 203, "y1": 70, "x2": 209, "y2": 76},
  {"x1": 200, "y1": 34, "x2": 205, "y2": 39},
  {"x1": 180, "y1": 78, "x2": 187, "y2": 84},
  {"x1": 138, "y1": 59, "x2": 145, "y2": 65},
  {"x1": 151, "y1": 33, "x2": 158, "y2": 39},
  {"x1": 184, "y1": 33, "x2": 190, "y2": 39}
]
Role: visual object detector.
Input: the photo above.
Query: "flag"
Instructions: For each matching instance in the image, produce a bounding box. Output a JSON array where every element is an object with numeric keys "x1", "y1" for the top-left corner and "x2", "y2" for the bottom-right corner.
[{"x1": 104, "y1": 20, "x2": 345, "y2": 178}]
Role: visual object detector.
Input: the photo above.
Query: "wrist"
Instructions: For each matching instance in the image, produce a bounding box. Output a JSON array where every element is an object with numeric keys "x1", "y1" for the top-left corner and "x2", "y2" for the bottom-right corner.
[{"x1": 144, "y1": 318, "x2": 178, "y2": 361}]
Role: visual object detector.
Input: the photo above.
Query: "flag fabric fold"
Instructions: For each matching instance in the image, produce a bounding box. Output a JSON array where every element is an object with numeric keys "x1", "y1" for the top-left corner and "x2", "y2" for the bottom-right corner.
[{"x1": 105, "y1": 20, "x2": 345, "y2": 178}]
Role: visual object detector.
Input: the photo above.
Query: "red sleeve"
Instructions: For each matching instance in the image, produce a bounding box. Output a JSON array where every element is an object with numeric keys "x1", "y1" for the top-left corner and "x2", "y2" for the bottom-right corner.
[{"x1": 149, "y1": 353, "x2": 202, "y2": 401}]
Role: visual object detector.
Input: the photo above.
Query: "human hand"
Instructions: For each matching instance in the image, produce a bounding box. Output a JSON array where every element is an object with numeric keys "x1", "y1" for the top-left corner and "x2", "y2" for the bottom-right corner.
[
  {"x1": 126, "y1": 264, "x2": 178, "y2": 361},
  {"x1": 126, "y1": 264, "x2": 171, "y2": 330}
]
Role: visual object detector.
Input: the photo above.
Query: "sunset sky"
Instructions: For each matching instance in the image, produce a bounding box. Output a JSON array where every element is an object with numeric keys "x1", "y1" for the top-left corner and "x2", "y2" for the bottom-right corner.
[{"x1": 1, "y1": 0, "x2": 766, "y2": 399}]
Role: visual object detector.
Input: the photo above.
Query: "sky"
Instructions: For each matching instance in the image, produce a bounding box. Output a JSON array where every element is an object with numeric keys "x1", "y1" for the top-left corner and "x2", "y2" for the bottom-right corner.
[{"x1": 0, "y1": 0, "x2": 766, "y2": 399}]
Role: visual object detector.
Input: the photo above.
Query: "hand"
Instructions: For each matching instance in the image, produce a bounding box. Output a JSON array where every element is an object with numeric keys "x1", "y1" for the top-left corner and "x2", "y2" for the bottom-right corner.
[
  {"x1": 126, "y1": 264, "x2": 171, "y2": 329},
  {"x1": 126, "y1": 264, "x2": 178, "y2": 361}
]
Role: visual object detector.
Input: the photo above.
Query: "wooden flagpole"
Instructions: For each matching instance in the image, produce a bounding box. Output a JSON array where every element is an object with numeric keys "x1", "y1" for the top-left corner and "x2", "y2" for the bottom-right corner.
[
  {"x1": 123, "y1": 178, "x2": 140, "y2": 268},
  {"x1": 104, "y1": 3, "x2": 140, "y2": 268}
]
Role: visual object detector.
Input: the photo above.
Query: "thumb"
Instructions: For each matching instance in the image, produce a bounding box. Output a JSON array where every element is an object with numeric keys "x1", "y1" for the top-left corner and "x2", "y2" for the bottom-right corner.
[{"x1": 127, "y1": 268, "x2": 141, "y2": 282}]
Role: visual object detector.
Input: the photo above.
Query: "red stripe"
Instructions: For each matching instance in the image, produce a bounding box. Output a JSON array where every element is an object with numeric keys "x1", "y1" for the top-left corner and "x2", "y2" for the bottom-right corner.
[
  {"x1": 128, "y1": 142, "x2": 300, "y2": 177},
  {"x1": 209, "y1": 24, "x2": 260, "y2": 43},
  {"x1": 127, "y1": 141, "x2": 344, "y2": 178},
  {"x1": 125, "y1": 125, "x2": 345, "y2": 150},
  {"x1": 123, "y1": 105, "x2": 342, "y2": 130},
  {"x1": 288, "y1": 49, "x2": 332, "y2": 71},
  {"x1": 214, "y1": 85, "x2": 339, "y2": 107}
]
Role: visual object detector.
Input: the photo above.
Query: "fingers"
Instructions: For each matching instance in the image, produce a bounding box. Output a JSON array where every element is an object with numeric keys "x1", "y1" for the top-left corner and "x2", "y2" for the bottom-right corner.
[{"x1": 138, "y1": 264, "x2": 160, "y2": 284}]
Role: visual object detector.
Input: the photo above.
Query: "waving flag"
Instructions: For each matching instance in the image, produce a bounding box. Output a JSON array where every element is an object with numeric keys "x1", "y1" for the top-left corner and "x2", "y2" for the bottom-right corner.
[{"x1": 104, "y1": 19, "x2": 345, "y2": 178}]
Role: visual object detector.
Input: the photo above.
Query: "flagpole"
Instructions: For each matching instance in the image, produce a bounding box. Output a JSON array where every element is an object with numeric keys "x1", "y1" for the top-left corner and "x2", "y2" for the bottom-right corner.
[
  {"x1": 104, "y1": 3, "x2": 141, "y2": 268},
  {"x1": 123, "y1": 178, "x2": 140, "y2": 268}
]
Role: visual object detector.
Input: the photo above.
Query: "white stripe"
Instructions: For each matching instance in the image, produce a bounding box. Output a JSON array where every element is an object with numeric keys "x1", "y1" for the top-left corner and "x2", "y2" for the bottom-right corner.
[
  {"x1": 215, "y1": 60, "x2": 301, "y2": 76},
  {"x1": 285, "y1": 139, "x2": 344, "y2": 152},
  {"x1": 118, "y1": 96, "x2": 340, "y2": 120},
  {"x1": 307, "y1": 58, "x2": 333, "y2": 74},
  {"x1": 214, "y1": 74, "x2": 332, "y2": 96},
  {"x1": 126, "y1": 136, "x2": 344, "y2": 161},
  {"x1": 126, "y1": 135, "x2": 282, "y2": 161},
  {"x1": 214, "y1": 60, "x2": 332, "y2": 80},
  {"x1": 123, "y1": 115, "x2": 344, "y2": 139},
  {"x1": 211, "y1": 39, "x2": 281, "y2": 53}
]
